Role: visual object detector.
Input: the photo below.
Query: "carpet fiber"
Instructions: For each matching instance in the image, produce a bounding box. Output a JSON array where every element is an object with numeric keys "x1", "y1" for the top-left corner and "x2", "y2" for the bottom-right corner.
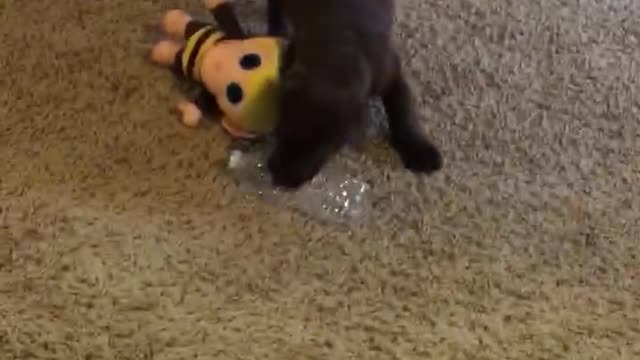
[{"x1": 1, "y1": 0, "x2": 639, "y2": 359}]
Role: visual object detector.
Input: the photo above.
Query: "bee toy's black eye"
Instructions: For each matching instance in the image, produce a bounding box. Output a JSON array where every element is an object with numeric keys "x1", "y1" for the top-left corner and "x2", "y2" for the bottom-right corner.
[
  {"x1": 226, "y1": 82, "x2": 244, "y2": 104},
  {"x1": 239, "y1": 53, "x2": 262, "y2": 70}
]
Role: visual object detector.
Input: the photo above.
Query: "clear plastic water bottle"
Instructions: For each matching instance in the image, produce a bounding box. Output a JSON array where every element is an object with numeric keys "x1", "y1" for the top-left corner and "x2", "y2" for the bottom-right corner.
[
  {"x1": 226, "y1": 100, "x2": 387, "y2": 224},
  {"x1": 227, "y1": 145, "x2": 371, "y2": 224}
]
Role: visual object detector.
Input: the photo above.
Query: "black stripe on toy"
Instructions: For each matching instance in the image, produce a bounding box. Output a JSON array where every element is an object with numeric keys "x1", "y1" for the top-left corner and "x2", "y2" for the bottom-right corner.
[{"x1": 186, "y1": 28, "x2": 215, "y2": 79}]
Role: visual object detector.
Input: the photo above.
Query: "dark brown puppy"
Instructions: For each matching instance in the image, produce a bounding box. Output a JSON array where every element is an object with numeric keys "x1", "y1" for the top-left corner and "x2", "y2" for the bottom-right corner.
[{"x1": 266, "y1": 0, "x2": 443, "y2": 188}]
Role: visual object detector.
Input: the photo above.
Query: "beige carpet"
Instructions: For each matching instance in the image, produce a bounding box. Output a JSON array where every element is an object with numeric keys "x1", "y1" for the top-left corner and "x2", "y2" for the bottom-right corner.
[{"x1": 1, "y1": 0, "x2": 639, "y2": 358}]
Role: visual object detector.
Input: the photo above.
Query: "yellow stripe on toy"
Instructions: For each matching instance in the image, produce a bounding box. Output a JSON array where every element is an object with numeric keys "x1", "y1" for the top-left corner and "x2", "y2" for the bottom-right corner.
[{"x1": 181, "y1": 26, "x2": 222, "y2": 81}]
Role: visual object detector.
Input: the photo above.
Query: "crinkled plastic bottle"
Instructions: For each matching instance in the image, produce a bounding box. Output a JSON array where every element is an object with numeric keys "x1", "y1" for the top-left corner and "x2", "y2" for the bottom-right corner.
[
  {"x1": 227, "y1": 144, "x2": 371, "y2": 224},
  {"x1": 226, "y1": 100, "x2": 388, "y2": 224}
]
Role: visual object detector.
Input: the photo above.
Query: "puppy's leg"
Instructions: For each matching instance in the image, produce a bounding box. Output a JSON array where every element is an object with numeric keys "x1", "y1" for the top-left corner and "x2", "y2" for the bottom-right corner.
[
  {"x1": 268, "y1": 138, "x2": 337, "y2": 189},
  {"x1": 268, "y1": 101, "x2": 365, "y2": 189},
  {"x1": 267, "y1": 0, "x2": 286, "y2": 36},
  {"x1": 382, "y1": 52, "x2": 443, "y2": 173}
]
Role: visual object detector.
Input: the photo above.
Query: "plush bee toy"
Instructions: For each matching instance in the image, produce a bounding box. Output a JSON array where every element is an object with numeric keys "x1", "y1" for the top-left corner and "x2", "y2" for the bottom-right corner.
[{"x1": 150, "y1": 0, "x2": 286, "y2": 139}]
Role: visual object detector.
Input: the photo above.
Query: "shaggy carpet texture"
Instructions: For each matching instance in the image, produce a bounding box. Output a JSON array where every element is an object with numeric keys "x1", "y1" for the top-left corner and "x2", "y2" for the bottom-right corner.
[{"x1": 1, "y1": 0, "x2": 639, "y2": 359}]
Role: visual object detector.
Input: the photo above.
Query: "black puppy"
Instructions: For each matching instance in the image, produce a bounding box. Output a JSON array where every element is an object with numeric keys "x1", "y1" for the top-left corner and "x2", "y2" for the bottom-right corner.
[{"x1": 266, "y1": 0, "x2": 443, "y2": 188}]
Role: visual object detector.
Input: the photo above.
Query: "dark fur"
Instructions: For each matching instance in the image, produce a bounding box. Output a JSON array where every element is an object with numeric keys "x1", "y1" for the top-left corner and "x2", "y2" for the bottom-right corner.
[{"x1": 266, "y1": 0, "x2": 443, "y2": 188}]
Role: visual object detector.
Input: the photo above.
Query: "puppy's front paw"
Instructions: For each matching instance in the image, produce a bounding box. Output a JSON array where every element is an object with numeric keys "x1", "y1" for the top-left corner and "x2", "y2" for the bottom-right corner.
[
  {"x1": 392, "y1": 135, "x2": 443, "y2": 174},
  {"x1": 267, "y1": 149, "x2": 321, "y2": 189}
]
